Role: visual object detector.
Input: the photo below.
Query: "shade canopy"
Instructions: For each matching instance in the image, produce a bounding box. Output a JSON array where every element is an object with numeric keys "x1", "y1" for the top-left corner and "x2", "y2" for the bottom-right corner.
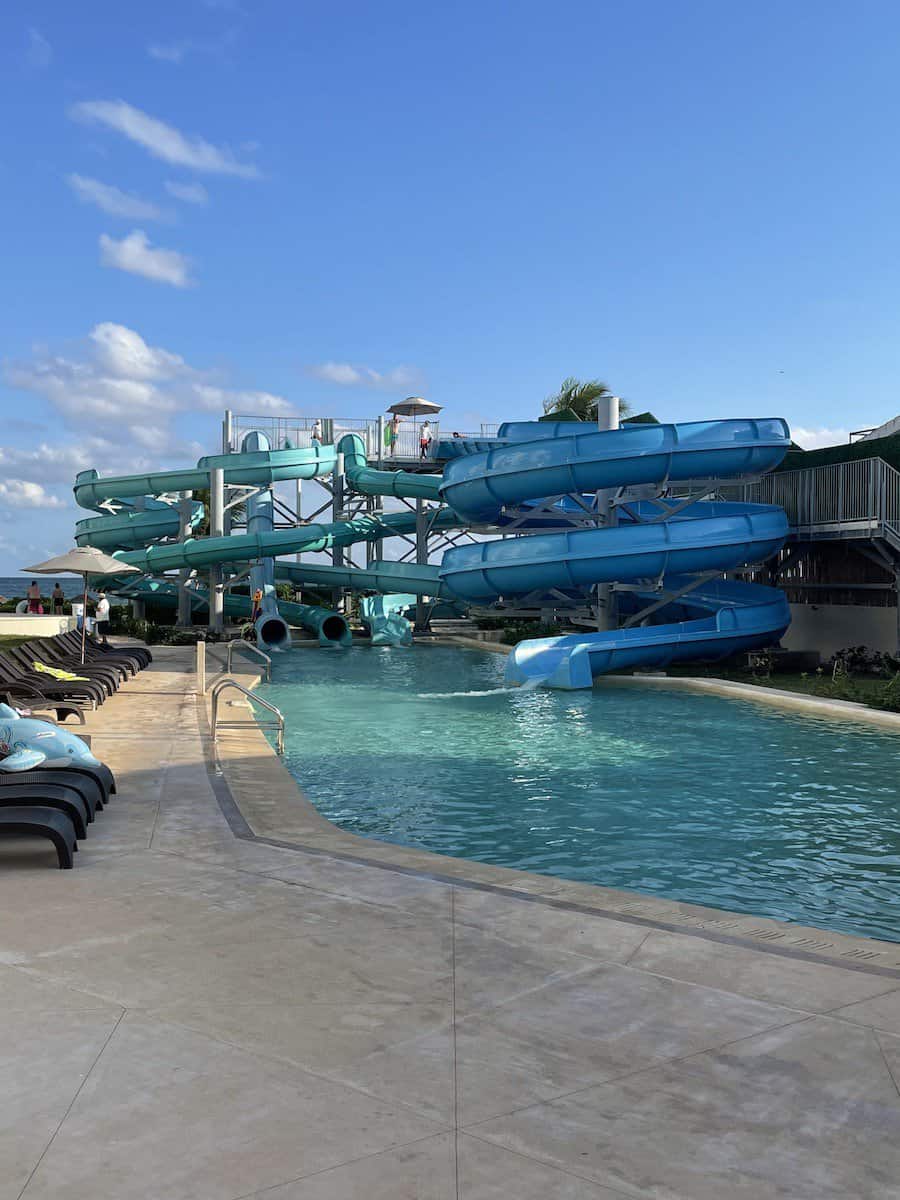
[
  {"x1": 23, "y1": 546, "x2": 139, "y2": 578},
  {"x1": 22, "y1": 547, "x2": 140, "y2": 664},
  {"x1": 386, "y1": 396, "x2": 443, "y2": 418}
]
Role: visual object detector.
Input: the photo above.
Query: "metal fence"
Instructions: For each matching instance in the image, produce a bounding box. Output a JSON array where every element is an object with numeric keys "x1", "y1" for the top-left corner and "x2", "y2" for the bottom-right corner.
[{"x1": 734, "y1": 457, "x2": 900, "y2": 548}]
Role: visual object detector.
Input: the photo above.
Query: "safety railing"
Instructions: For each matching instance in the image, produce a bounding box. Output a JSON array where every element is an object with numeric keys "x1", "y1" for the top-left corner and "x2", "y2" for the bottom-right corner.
[
  {"x1": 730, "y1": 456, "x2": 900, "y2": 549},
  {"x1": 225, "y1": 638, "x2": 272, "y2": 681},
  {"x1": 210, "y1": 677, "x2": 284, "y2": 755}
]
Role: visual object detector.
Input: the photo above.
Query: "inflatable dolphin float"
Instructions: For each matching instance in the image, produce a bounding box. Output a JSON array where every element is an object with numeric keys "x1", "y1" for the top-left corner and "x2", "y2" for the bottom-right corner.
[{"x1": 0, "y1": 703, "x2": 101, "y2": 772}]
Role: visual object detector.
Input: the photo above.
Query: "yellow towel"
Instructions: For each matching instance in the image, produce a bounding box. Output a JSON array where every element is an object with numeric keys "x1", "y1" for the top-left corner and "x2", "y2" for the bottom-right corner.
[{"x1": 32, "y1": 661, "x2": 91, "y2": 683}]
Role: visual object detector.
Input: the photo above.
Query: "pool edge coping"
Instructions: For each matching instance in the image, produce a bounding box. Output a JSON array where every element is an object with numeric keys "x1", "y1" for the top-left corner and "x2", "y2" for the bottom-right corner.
[{"x1": 202, "y1": 665, "x2": 900, "y2": 981}]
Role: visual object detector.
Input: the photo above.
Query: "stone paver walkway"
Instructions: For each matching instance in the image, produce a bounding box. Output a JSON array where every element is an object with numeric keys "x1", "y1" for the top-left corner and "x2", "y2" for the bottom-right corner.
[{"x1": 2, "y1": 647, "x2": 900, "y2": 1198}]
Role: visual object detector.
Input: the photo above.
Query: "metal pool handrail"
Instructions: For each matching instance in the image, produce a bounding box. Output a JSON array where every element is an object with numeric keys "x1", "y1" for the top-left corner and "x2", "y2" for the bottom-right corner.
[
  {"x1": 225, "y1": 638, "x2": 272, "y2": 681},
  {"x1": 210, "y1": 677, "x2": 285, "y2": 755}
]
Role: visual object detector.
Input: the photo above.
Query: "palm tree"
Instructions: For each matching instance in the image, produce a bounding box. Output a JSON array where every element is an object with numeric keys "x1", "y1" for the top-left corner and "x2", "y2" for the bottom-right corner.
[{"x1": 542, "y1": 377, "x2": 630, "y2": 422}]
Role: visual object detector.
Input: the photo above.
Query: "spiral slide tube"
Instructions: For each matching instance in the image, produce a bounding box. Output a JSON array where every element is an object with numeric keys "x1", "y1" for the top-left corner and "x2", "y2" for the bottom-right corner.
[{"x1": 72, "y1": 415, "x2": 791, "y2": 684}]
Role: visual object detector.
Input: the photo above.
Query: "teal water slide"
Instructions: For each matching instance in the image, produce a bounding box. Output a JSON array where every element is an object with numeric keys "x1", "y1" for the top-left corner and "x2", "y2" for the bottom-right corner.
[{"x1": 72, "y1": 416, "x2": 792, "y2": 685}]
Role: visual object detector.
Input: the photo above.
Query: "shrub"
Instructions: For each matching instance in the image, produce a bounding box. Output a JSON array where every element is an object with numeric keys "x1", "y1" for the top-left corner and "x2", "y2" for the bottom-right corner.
[
  {"x1": 874, "y1": 673, "x2": 900, "y2": 712},
  {"x1": 828, "y1": 645, "x2": 900, "y2": 677}
]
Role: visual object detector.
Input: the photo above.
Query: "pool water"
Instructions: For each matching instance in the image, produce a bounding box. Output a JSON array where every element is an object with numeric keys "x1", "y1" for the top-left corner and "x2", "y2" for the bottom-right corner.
[{"x1": 262, "y1": 646, "x2": 900, "y2": 942}]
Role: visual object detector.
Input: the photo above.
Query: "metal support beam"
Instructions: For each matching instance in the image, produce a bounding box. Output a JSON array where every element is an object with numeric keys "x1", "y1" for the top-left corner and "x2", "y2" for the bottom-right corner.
[
  {"x1": 176, "y1": 492, "x2": 194, "y2": 628},
  {"x1": 208, "y1": 467, "x2": 225, "y2": 633},
  {"x1": 621, "y1": 571, "x2": 721, "y2": 629},
  {"x1": 331, "y1": 452, "x2": 345, "y2": 609},
  {"x1": 415, "y1": 498, "x2": 429, "y2": 631},
  {"x1": 594, "y1": 397, "x2": 619, "y2": 631}
]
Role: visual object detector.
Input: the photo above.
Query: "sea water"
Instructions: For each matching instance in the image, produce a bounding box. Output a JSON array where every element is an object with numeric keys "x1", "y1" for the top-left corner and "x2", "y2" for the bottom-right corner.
[{"x1": 263, "y1": 645, "x2": 900, "y2": 942}]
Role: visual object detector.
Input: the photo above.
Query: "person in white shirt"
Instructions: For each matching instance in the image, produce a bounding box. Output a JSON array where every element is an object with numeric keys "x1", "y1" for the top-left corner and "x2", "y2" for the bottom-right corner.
[
  {"x1": 311, "y1": 419, "x2": 323, "y2": 447},
  {"x1": 94, "y1": 593, "x2": 111, "y2": 644},
  {"x1": 419, "y1": 421, "x2": 432, "y2": 460}
]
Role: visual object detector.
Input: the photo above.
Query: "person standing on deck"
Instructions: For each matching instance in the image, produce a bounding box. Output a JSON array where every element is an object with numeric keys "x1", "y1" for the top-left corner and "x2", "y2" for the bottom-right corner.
[
  {"x1": 51, "y1": 582, "x2": 65, "y2": 615},
  {"x1": 311, "y1": 419, "x2": 323, "y2": 447},
  {"x1": 26, "y1": 581, "x2": 42, "y2": 614},
  {"x1": 419, "y1": 421, "x2": 432, "y2": 460},
  {"x1": 389, "y1": 413, "x2": 401, "y2": 454},
  {"x1": 94, "y1": 593, "x2": 111, "y2": 644}
]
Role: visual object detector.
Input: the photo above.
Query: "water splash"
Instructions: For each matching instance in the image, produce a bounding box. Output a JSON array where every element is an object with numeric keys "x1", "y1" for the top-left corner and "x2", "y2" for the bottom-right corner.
[{"x1": 417, "y1": 679, "x2": 543, "y2": 699}]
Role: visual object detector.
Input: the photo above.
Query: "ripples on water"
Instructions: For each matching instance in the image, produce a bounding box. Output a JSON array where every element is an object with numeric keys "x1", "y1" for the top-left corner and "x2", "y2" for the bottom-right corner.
[{"x1": 263, "y1": 646, "x2": 900, "y2": 942}]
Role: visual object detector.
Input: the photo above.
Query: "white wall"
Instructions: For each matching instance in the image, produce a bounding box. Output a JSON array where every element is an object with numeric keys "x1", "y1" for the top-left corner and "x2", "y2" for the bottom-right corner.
[
  {"x1": 0, "y1": 615, "x2": 77, "y2": 636},
  {"x1": 782, "y1": 604, "x2": 898, "y2": 657}
]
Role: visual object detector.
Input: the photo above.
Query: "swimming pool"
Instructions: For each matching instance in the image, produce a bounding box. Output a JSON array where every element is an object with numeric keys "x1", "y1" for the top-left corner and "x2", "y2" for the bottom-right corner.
[{"x1": 262, "y1": 646, "x2": 900, "y2": 942}]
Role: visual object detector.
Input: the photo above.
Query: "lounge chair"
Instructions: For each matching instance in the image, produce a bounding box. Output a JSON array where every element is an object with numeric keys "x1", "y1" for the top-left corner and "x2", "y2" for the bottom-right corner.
[
  {"x1": 0, "y1": 655, "x2": 105, "y2": 708},
  {"x1": 0, "y1": 783, "x2": 89, "y2": 839},
  {"x1": 0, "y1": 687, "x2": 86, "y2": 725},
  {"x1": 57, "y1": 631, "x2": 151, "y2": 671},
  {"x1": 0, "y1": 769, "x2": 104, "y2": 819},
  {"x1": 18, "y1": 642, "x2": 123, "y2": 692},
  {"x1": 0, "y1": 807, "x2": 77, "y2": 868},
  {"x1": 37, "y1": 637, "x2": 135, "y2": 681}
]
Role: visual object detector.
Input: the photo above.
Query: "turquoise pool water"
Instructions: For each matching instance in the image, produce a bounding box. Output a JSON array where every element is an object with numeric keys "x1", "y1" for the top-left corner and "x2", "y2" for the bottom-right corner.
[{"x1": 262, "y1": 646, "x2": 900, "y2": 942}]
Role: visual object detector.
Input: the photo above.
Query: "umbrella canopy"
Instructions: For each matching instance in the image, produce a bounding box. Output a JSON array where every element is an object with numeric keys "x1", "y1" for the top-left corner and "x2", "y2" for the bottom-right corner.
[
  {"x1": 23, "y1": 546, "x2": 138, "y2": 577},
  {"x1": 23, "y1": 547, "x2": 139, "y2": 663},
  {"x1": 386, "y1": 396, "x2": 443, "y2": 418}
]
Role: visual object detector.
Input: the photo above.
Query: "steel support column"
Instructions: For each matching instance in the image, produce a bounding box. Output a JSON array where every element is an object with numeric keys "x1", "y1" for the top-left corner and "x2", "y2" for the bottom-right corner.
[
  {"x1": 176, "y1": 492, "x2": 194, "y2": 628},
  {"x1": 208, "y1": 467, "x2": 225, "y2": 633}
]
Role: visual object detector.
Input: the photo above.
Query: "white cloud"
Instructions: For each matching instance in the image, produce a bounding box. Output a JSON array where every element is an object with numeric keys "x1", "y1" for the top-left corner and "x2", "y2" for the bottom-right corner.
[
  {"x1": 165, "y1": 180, "x2": 208, "y2": 205},
  {"x1": 67, "y1": 174, "x2": 168, "y2": 221},
  {"x1": 5, "y1": 323, "x2": 291, "y2": 437},
  {"x1": 70, "y1": 99, "x2": 260, "y2": 178},
  {"x1": 148, "y1": 42, "x2": 188, "y2": 64},
  {"x1": 99, "y1": 230, "x2": 193, "y2": 288},
  {"x1": 26, "y1": 27, "x2": 52, "y2": 69},
  {"x1": 307, "y1": 362, "x2": 423, "y2": 391},
  {"x1": 189, "y1": 383, "x2": 290, "y2": 413},
  {"x1": 0, "y1": 480, "x2": 64, "y2": 510},
  {"x1": 147, "y1": 28, "x2": 237, "y2": 65},
  {"x1": 89, "y1": 322, "x2": 187, "y2": 381},
  {"x1": 791, "y1": 427, "x2": 851, "y2": 450}
]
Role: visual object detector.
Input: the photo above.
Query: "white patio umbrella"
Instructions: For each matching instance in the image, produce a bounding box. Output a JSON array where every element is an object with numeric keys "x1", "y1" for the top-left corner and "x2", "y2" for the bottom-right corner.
[
  {"x1": 386, "y1": 397, "x2": 443, "y2": 455},
  {"x1": 22, "y1": 546, "x2": 140, "y2": 663},
  {"x1": 386, "y1": 396, "x2": 443, "y2": 418}
]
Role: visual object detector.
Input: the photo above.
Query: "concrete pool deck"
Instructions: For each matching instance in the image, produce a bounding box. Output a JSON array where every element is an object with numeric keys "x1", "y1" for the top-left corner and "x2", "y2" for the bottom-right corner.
[{"x1": 3, "y1": 645, "x2": 900, "y2": 1198}]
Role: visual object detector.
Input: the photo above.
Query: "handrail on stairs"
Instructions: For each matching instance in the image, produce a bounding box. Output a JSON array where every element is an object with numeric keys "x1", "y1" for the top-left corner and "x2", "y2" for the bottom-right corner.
[
  {"x1": 210, "y1": 676, "x2": 284, "y2": 754},
  {"x1": 225, "y1": 638, "x2": 272, "y2": 681}
]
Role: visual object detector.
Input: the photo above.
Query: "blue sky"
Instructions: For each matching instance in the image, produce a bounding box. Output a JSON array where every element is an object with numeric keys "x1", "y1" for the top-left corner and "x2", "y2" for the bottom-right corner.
[{"x1": 1, "y1": 1, "x2": 899, "y2": 572}]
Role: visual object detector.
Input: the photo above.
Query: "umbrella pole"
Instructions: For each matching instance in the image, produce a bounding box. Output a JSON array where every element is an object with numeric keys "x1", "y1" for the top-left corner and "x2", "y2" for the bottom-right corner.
[{"x1": 81, "y1": 577, "x2": 87, "y2": 664}]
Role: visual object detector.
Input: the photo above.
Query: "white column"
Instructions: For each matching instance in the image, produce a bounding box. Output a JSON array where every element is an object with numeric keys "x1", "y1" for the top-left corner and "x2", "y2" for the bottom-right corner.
[
  {"x1": 208, "y1": 467, "x2": 225, "y2": 633},
  {"x1": 177, "y1": 493, "x2": 194, "y2": 628},
  {"x1": 594, "y1": 396, "x2": 620, "y2": 631},
  {"x1": 415, "y1": 499, "x2": 428, "y2": 632}
]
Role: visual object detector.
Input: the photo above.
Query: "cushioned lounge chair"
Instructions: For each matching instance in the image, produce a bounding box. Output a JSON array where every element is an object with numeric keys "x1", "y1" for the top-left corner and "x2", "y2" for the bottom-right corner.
[{"x1": 0, "y1": 656, "x2": 105, "y2": 708}]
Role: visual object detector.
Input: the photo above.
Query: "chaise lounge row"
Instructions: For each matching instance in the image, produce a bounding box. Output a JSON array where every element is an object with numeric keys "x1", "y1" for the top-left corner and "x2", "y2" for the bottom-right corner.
[
  {"x1": 0, "y1": 630, "x2": 152, "y2": 720},
  {"x1": 0, "y1": 758, "x2": 117, "y2": 868},
  {"x1": 0, "y1": 629, "x2": 139, "y2": 865}
]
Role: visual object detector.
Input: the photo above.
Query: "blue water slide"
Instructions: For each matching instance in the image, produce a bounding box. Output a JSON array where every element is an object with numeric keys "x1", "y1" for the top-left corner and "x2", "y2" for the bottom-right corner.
[
  {"x1": 505, "y1": 579, "x2": 791, "y2": 689},
  {"x1": 457, "y1": 419, "x2": 793, "y2": 689},
  {"x1": 439, "y1": 418, "x2": 789, "y2": 523},
  {"x1": 438, "y1": 502, "x2": 788, "y2": 602}
]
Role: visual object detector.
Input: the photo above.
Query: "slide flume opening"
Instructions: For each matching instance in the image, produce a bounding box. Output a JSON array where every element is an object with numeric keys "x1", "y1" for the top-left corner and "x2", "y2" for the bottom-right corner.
[
  {"x1": 258, "y1": 616, "x2": 291, "y2": 649},
  {"x1": 322, "y1": 615, "x2": 350, "y2": 643}
]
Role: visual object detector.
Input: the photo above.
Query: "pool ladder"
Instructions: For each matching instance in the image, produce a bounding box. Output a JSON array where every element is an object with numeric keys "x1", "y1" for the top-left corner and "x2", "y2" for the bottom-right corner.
[{"x1": 210, "y1": 677, "x2": 285, "y2": 755}]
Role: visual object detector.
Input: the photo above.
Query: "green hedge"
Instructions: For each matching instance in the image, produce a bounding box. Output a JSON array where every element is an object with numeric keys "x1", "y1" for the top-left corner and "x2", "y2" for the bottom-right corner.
[{"x1": 778, "y1": 432, "x2": 900, "y2": 473}]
